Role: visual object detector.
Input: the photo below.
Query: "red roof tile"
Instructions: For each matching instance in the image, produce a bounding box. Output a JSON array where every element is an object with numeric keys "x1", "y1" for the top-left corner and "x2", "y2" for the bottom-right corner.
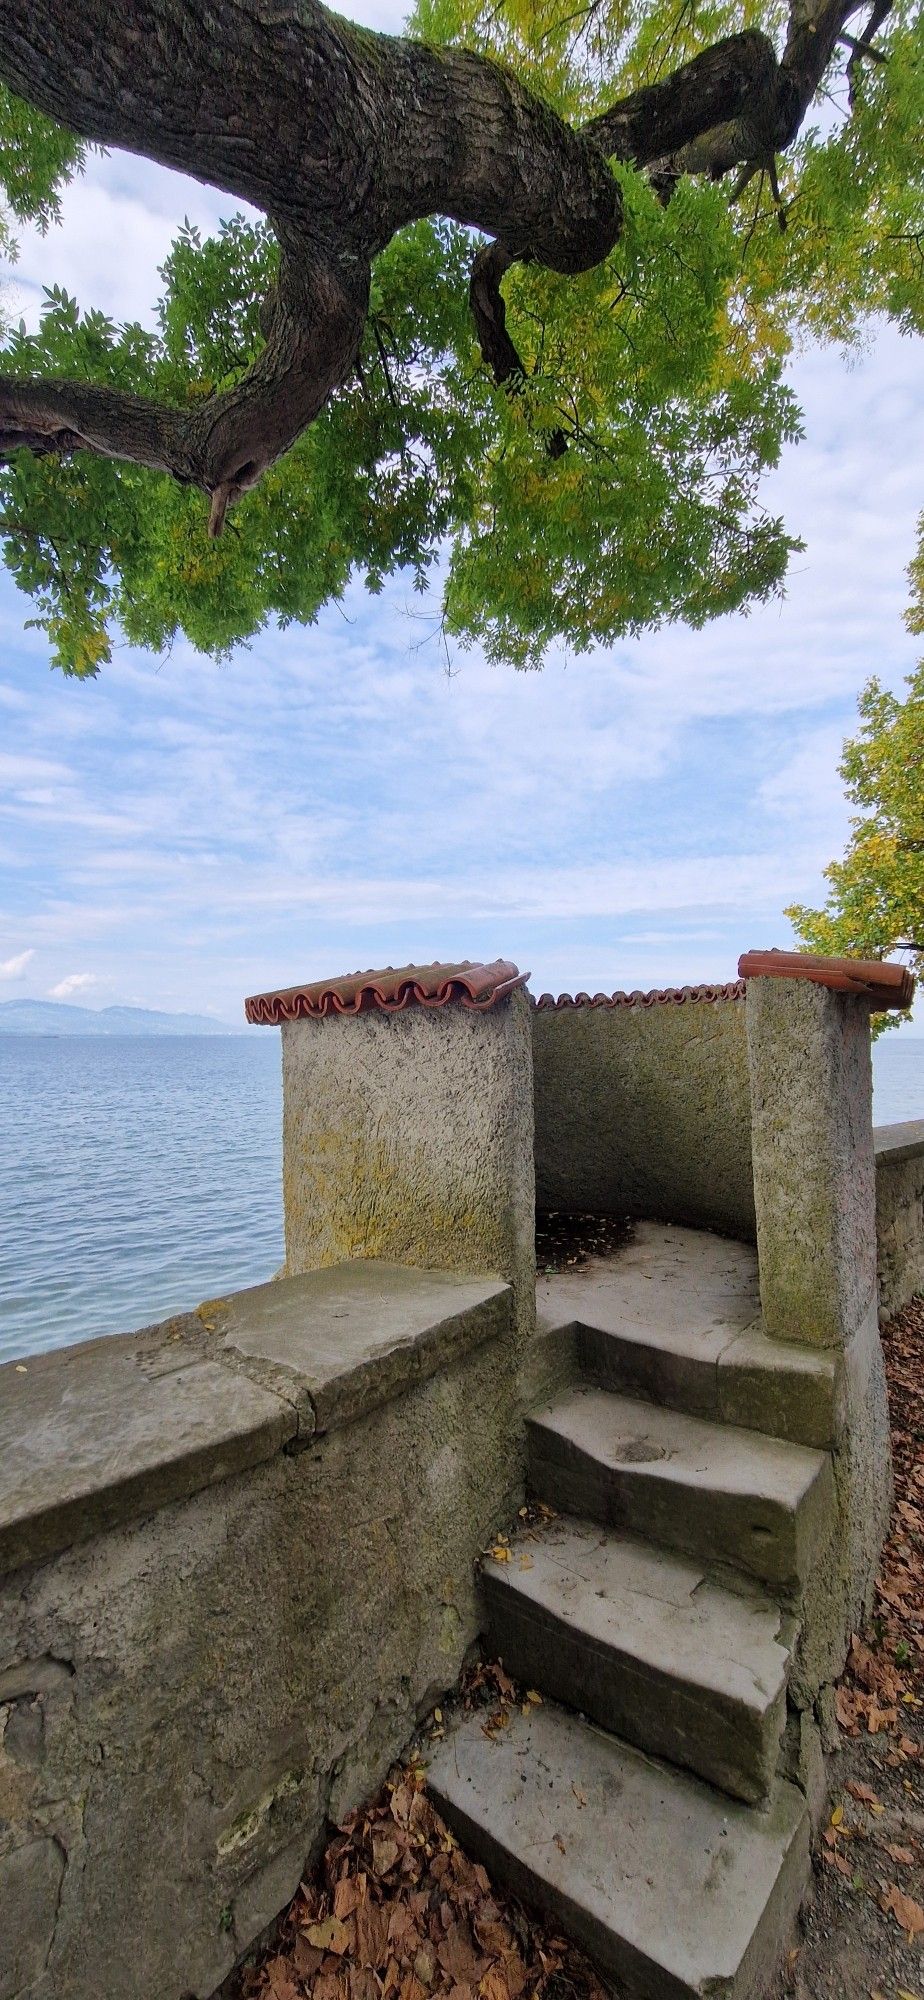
[
  {"x1": 738, "y1": 949, "x2": 915, "y2": 1012},
  {"x1": 245, "y1": 959, "x2": 528, "y2": 1024},
  {"x1": 532, "y1": 981, "x2": 746, "y2": 1010}
]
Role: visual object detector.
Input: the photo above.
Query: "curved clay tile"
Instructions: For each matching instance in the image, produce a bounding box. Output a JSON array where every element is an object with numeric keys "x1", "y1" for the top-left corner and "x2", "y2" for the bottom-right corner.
[
  {"x1": 244, "y1": 958, "x2": 528, "y2": 1024},
  {"x1": 737, "y1": 950, "x2": 915, "y2": 1012},
  {"x1": 531, "y1": 981, "x2": 746, "y2": 1010}
]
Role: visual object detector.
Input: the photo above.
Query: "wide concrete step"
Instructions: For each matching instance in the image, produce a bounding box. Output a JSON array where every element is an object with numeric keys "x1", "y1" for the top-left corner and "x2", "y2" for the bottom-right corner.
[
  {"x1": 538, "y1": 1222, "x2": 837, "y2": 1449},
  {"x1": 527, "y1": 1387, "x2": 834, "y2": 1587},
  {"x1": 480, "y1": 1517, "x2": 792, "y2": 1803},
  {"x1": 427, "y1": 1700, "x2": 810, "y2": 2000}
]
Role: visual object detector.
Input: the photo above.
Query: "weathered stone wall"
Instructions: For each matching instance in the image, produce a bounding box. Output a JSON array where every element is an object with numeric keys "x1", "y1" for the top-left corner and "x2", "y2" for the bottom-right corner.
[
  {"x1": 874, "y1": 1121, "x2": 924, "y2": 1321},
  {"x1": 0, "y1": 1267, "x2": 521, "y2": 2000},
  {"x1": 531, "y1": 993, "x2": 755, "y2": 1237},
  {"x1": 746, "y1": 977, "x2": 891, "y2": 1703},
  {"x1": 281, "y1": 991, "x2": 535, "y2": 1302}
]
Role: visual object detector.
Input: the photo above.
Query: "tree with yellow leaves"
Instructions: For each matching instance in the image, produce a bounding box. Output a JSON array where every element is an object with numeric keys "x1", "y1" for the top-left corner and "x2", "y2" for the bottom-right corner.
[{"x1": 788, "y1": 534, "x2": 924, "y2": 1022}]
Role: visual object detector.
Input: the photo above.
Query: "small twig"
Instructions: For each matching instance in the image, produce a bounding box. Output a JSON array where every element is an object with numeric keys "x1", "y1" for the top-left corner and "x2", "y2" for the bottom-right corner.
[
  {"x1": 372, "y1": 324, "x2": 400, "y2": 411},
  {"x1": 767, "y1": 156, "x2": 788, "y2": 231},
  {"x1": 838, "y1": 30, "x2": 887, "y2": 60},
  {"x1": 846, "y1": 0, "x2": 892, "y2": 107}
]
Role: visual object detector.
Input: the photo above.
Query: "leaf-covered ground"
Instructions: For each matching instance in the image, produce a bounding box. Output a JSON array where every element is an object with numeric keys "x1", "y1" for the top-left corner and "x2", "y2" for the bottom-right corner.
[
  {"x1": 225, "y1": 1289, "x2": 924, "y2": 2000},
  {"x1": 771, "y1": 1295, "x2": 924, "y2": 2000}
]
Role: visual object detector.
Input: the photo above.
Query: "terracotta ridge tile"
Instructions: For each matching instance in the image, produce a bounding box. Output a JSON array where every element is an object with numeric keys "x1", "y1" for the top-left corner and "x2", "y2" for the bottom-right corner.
[
  {"x1": 244, "y1": 958, "x2": 528, "y2": 1024},
  {"x1": 531, "y1": 980, "x2": 746, "y2": 1010},
  {"x1": 738, "y1": 949, "x2": 915, "y2": 1012}
]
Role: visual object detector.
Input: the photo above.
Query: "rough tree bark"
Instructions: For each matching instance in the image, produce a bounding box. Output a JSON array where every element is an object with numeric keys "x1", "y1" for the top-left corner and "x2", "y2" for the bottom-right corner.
[{"x1": 0, "y1": 0, "x2": 882, "y2": 530}]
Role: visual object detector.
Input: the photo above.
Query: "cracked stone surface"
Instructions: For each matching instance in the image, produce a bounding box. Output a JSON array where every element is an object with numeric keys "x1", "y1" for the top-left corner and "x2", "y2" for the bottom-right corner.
[{"x1": 0, "y1": 1263, "x2": 511, "y2": 1575}]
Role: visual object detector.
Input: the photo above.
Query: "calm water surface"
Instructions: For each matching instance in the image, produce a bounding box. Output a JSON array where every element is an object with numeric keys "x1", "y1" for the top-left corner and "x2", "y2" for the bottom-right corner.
[
  {"x1": 0, "y1": 1034, "x2": 283, "y2": 1363},
  {"x1": 1, "y1": 1030, "x2": 923, "y2": 1365}
]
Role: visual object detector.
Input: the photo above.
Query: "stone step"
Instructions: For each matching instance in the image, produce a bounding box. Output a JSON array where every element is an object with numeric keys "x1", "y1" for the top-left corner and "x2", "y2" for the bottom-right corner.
[
  {"x1": 527, "y1": 1387, "x2": 834, "y2": 1587},
  {"x1": 480, "y1": 1517, "x2": 792, "y2": 1803},
  {"x1": 427, "y1": 1699, "x2": 810, "y2": 2000},
  {"x1": 537, "y1": 1223, "x2": 837, "y2": 1449}
]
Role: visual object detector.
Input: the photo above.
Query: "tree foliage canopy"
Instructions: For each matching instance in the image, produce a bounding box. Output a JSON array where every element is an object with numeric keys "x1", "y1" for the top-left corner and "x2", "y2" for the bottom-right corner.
[
  {"x1": 0, "y1": 0, "x2": 920, "y2": 674},
  {"x1": 788, "y1": 537, "x2": 924, "y2": 1022}
]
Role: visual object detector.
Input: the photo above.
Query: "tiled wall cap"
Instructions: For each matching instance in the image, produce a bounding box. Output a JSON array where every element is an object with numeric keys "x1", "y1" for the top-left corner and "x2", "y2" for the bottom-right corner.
[
  {"x1": 738, "y1": 949, "x2": 915, "y2": 1012},
  {"x1": 245, "y1": 959, "x2": 528, "y2": 1024},
  {"x1": 532, "y1": 981, "x2": 746, "y2": 1010}
]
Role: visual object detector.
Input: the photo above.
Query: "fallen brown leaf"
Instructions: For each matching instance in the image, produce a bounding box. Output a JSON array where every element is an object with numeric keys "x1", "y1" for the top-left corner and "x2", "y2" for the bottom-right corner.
[
  {"x1": 334, "y1": 1877, "x2": 361, "y2": 1919},
  {"x1": 880, "y1": 1882, "x2": 924, "y2": 1939},
  {"x1": 845, "y1": 1781, "x2": 880, "y2": 1806},
  {"x1": 884, "y1": 1843, "x2": 916, "y2": 1866},
  {"x1": 307, "y1": 1916, "x2": 353, "y2": 1956},
  {"x1": 372, "y1": 1834, "x2": 402, "y2": 1878}
]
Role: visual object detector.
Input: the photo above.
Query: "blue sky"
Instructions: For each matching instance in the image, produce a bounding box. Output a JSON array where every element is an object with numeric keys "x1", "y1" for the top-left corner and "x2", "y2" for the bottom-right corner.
[{"x1": 1, "y1": 14, "x2": 923, "y2": 1025}]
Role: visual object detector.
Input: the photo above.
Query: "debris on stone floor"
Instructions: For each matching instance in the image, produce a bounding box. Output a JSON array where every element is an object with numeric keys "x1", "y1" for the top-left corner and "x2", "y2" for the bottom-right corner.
[
  {"x1": 771, "y1": 1294, "x2": 924, "y2": 2000},
  {"x1": 482, "y1": 1499, "x2": 558, "y2": 1573},
  {"x1": 535, "y1": 1210, "x2": 632, "y2": 1273},
  {"x1": 228, "y1": 1292, "x2": 924, "y2": 2000}
]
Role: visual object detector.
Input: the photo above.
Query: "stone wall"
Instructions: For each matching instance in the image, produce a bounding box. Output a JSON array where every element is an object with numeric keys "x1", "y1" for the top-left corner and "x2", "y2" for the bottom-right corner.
[
  {"x1": 874, "y1": 1120, "x2": 924, "y2": 1320},
  {"x1": 531, "y1": 989, "x2": 755, "y2": 1237},
  {"x1": 0, "y1": 1264, "x2": 521, "y2": 2000}
]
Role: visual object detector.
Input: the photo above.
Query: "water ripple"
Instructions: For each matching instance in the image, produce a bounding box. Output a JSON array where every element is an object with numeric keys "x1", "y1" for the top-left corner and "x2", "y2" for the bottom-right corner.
[{"x1": 0, "y1": 1035, "x2": 284, "y2": 1363}]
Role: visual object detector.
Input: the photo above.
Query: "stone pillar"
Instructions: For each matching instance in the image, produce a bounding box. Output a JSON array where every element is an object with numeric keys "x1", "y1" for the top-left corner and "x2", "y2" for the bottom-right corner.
[
  {"x1": 746, "y1": 977, "x2": 877, "y2": 1349},
  {"x1": 743, "y1": 965, "x2": 892, "y2": 1679},
  {"x1": 246, "y1": 961, "x2": 536, "y2": 1350}
]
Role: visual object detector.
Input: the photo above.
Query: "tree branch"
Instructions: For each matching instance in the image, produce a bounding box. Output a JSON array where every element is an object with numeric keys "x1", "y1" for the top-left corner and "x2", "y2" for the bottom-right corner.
[
  {"x1": 0, "y1": 0, "x2": 880, "y2": 518},
  {"x1": 469, "y1": 243, "x2": 523, "y2": 387},
  {"x1": 0, "y1": 244, "x2": 369, "y2": 530},
  {"x1": 586, "y1": 29, "x2": 780, "y2": 164}
]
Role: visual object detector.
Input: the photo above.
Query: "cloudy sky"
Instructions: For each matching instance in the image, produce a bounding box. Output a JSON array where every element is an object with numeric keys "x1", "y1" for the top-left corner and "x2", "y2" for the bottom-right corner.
[{"x1": 1, "y1": 11, "x2": 922, "y2": 1025}]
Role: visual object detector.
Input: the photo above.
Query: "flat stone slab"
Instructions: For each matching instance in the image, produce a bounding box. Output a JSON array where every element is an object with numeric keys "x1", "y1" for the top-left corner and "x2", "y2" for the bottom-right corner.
[
  {"x1": 874, "y1": 1119, "x2": 924, "y2": 1164},
  {"x1": 0, "y1": 1262, "x2": 512, "y2": 1577},
  {"x1": 539, "y1": 1222, "x2": 836, "y2": 1447},
  {"x1": 0, "y1": 1336, "x2": 295, "y2": 1577},
  {"x1": 527, "y1": 1387, "x2": 834, "y2": 1586},
  {"x1": 539, "y1": 1222, "x2": 762, "y2": 1345},
  {"x1": 219, "y1": 1262, "x2": 510, "y2": 1432},
  {"x1": 427, "y1": 1700, "x2": 810, "y2": 2000},
  {"x1": 481, "y1": 1516, "x2": 790, "y2": 1802}
]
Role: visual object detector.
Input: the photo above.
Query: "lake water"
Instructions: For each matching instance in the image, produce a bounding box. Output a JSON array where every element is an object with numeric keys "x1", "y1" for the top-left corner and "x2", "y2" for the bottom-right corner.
[
  {"x1": 0, "y1": 1034, "x2": 284, "y2": 1364},
  {"x1": 1, "y1": 1029, "x2": 923, "y2": 1366}
]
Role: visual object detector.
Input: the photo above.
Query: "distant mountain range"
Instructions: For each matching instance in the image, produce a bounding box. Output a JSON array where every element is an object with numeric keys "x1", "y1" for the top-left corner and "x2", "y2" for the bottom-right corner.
[{"x1": 0, "y1": 999, "x2": 245, "y2": 1036}]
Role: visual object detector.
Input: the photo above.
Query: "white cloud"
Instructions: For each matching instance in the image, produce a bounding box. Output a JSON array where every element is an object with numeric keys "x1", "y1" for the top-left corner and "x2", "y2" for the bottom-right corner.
[
  {"x1": 48, "y1": 972, "x2": 99, "y2": 1000},
  {"x1": 0, "y1": 948, "x2": 34, "y2": 979}
]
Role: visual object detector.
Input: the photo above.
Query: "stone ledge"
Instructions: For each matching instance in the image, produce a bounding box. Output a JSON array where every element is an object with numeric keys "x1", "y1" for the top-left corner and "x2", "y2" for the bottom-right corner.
[
  {"x1": 216, "y1": 1262, "x2": 512, "y2": 1435},
  {"x1": 0, "y1": 1263, "x2": 512, "y2": 1579},
  {"x1": 874, "y1": 1120, "x2": 924, "y2": 1166}
]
